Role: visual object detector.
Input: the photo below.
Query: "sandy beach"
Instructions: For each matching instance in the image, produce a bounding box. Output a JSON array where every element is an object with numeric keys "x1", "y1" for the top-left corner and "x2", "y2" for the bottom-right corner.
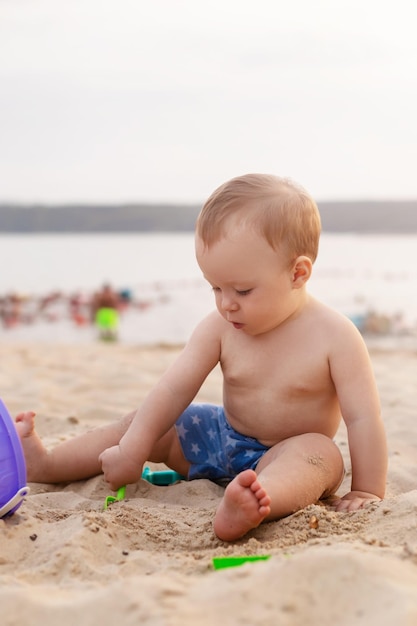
[{"x1": 1, "y1": 340, "x2": 417, "y2": 625}]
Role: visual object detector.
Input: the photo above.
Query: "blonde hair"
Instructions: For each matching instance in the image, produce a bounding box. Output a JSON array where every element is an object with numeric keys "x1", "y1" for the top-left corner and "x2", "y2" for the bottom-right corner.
[{"x1": 196, "y1": 173, "x2": 321, "y2": 263}]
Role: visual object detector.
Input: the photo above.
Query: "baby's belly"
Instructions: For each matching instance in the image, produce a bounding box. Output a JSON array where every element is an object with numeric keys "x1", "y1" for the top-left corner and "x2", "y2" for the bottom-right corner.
[{"x1": 223, "y1": 393, "x2": 341, "y2": 447}]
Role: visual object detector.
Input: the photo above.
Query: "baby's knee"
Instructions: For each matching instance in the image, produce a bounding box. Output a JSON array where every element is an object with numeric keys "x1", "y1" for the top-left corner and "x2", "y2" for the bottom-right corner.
[
  {"x1": 304, "y1": 432, "x2": 342, "y2": 457},
  {"x1": 301, "y1": 433, "x2": 344, "y2": 490},
  {"x1": 294, "y1": 433, "x2": 343, "y2": 472}
]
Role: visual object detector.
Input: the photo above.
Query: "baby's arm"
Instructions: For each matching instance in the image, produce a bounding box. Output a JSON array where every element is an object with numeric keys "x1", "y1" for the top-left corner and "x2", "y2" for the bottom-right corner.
[
  {"x1": 99, "y1": 312, "x2": 223, "y2": 489},
  {"x1": 329, "y1": 320, "x2": 387, "y2": 512}
]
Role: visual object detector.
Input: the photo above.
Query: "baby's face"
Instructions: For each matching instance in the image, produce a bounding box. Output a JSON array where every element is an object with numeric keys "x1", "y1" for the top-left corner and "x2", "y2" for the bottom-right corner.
[{"x1": 195, "y1": 229, "x2": 301, "y2": 336}]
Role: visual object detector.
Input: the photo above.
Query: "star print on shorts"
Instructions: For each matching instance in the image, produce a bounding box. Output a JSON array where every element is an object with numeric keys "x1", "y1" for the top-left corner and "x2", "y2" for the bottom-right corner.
[{"x1": 175, "y1": 403, "x2": 269, "y2": 483}]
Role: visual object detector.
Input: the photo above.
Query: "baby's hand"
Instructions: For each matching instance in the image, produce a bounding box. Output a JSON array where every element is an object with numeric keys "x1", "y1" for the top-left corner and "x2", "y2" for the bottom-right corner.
[
  {"x1": 99, "y1": 445, "x2": 141, "y2": 490},
  {"x1": 335, "y1": 490, "x2": 381, "y2": 512}
]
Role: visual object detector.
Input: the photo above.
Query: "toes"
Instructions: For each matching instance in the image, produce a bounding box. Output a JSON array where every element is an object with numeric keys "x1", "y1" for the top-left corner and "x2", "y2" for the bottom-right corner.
[
  {"x1": 251, "y1": 482, "x2": 267, "y2": 500},
  {"x1": 239, "y1": 469, "x2": 258, "y2": 488},
  {"x1": 15, "y1": 411, "x2": 35, "y2": 423}
]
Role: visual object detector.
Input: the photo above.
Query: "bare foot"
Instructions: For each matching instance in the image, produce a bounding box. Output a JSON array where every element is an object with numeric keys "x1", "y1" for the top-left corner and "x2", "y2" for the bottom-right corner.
[
  {"x1": 213, "y1": 469, "x2": 271, "y2": 541},
  {"x1": 15, "y1": 412, "x2": 49, "y2": 482}
]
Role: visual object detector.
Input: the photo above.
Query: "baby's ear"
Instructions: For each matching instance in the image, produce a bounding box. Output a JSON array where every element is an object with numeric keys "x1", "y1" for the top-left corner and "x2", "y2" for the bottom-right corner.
[{"x1": 292, "y1": 256, "x2": 312, "y2": 287}]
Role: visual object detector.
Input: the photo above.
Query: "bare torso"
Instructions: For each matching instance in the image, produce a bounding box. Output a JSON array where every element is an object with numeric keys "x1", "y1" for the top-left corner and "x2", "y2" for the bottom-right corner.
[{"x1": 217, "y1": 298, "x2": 344, "y2": 445}]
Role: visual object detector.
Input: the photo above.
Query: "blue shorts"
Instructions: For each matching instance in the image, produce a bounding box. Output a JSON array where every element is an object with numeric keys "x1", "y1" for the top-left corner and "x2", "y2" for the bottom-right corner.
[{"x1": 175, "y1": 404, "x2": 269, "y2": 484}]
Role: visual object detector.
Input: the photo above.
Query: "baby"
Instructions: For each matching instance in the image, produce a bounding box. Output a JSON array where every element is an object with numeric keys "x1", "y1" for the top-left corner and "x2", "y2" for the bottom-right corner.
[{"x1": 16, "y1": 173, "x2": 387, "y2": 541}]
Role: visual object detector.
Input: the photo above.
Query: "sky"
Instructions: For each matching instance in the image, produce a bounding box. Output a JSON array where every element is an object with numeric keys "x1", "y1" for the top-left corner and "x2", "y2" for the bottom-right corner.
[{"x1": 1, "y1": 0, "x2": 417, "y2": 204}]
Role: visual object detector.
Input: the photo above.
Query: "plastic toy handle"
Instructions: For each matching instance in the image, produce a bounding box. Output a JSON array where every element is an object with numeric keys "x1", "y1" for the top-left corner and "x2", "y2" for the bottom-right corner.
[
  {"x1": 141, "y1": 467, "x2": 185, "y2": 485},
  {"x1": 116, "y1": 485, "x2": 126, "y2": 500},
  {"x1": 0, "y1": 486, "x2": 30, "y2": 518},
  {"x1": 212, "y1": 555, "x2": 271, "y2": 570},
  {"x1": 103, "y1": 485, "x2": 126, "y2": 510},
  {"x1": 103, "y1": 468, "x2": 186, "y2": 509}
]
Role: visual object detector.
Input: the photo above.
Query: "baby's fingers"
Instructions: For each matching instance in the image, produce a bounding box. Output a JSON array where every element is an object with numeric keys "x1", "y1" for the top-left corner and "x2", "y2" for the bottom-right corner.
[{"x1": 335, "y1": 497, "x2": 377, "y2": 512}]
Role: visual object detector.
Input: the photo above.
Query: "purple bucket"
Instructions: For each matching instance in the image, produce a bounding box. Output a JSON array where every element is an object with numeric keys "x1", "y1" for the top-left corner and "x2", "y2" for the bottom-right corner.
[{"x1": 0, "y1": 398, "x2": 29, "y2": 518}]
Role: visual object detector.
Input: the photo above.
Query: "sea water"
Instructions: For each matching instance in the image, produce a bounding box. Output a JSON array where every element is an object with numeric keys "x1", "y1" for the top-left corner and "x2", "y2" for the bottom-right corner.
[{"x1": 0, "y1": 232, "x2": 416, "y2": 344}]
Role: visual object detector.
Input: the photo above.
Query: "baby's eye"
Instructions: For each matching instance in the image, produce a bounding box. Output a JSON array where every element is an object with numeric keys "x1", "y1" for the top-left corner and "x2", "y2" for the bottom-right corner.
[
  {"x1": 211, "y1": 286, "x2": 221, "y2": 293},
  {"x1": 236, "y1": 289, "x2": 252, "y2": 296}
]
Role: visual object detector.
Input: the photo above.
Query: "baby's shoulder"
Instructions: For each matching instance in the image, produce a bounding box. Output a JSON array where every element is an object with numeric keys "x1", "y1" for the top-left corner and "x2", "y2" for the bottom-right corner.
[
  {"x1": 191, "y1": 309, "x2": 228, "y2": 342},
  {"x1": 308, "y1": 296, "x2": 349, "y2": 322},
  {"x1": 307, "y1": 298, "x2": 361, "y2": 339}
]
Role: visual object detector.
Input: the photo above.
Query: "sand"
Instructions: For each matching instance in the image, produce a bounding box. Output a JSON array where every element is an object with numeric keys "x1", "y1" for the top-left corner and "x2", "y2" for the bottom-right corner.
[{"x1": 0, "y1": 341, "x2": 416, "y2": 625}]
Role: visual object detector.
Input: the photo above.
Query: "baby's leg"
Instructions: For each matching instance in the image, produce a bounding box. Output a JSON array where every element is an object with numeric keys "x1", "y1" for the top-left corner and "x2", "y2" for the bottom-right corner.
[
  {"x1": 213, "y1": 433, "x2": 343, "y2": 541},
  {"x1": 255, "y1": 433, "x2": 344, "y2": 520},
  {"x1": 15, "y1": 410, "x2": 135, "y2": 483},
  {"x1": 148, "y1": 427, "x2": 191, "y2": 478}
]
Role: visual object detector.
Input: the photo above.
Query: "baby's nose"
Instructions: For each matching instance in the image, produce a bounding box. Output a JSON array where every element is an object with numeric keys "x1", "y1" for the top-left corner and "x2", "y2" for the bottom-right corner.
[{"x1": 221, "y1": 295, "x2": 239, "y2": 312}]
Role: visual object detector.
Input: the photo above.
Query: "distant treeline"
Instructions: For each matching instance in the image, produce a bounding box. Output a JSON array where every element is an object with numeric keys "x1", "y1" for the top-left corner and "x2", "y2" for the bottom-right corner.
[{"x1": 0, "y1": 201, "x2": 416, "y2": 233}]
